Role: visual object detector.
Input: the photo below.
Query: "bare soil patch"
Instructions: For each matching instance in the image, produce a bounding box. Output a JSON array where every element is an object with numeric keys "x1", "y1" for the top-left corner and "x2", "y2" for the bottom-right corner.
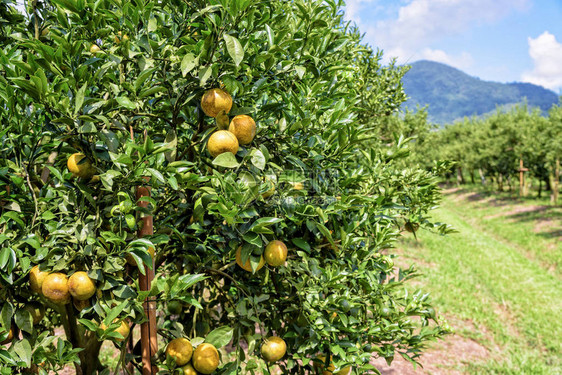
[{"x1": 373, "y1": 319, "x2": 490, "y2": 375}]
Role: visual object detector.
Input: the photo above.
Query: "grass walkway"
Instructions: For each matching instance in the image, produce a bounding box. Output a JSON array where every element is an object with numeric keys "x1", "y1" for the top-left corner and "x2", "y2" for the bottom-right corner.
[{"x1": 400, "y1": 189, "x2": 562, "y2": 374}]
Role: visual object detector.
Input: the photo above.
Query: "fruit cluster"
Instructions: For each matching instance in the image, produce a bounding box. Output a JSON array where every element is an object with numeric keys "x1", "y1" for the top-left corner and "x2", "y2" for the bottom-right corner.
[{"x1": 165, "y1": 338, "x2": 219, "y2": 374}]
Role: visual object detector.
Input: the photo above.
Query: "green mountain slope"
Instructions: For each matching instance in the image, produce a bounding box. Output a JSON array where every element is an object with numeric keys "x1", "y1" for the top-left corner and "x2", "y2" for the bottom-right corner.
[{"x1": 402, "y1": 60, "x2": 560, "y2": 124}]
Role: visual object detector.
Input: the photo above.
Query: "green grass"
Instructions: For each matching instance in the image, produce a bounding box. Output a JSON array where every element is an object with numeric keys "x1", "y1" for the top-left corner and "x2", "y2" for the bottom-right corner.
[{"x1": 398, "y1": 188, "x2": 562, "y2": 374}]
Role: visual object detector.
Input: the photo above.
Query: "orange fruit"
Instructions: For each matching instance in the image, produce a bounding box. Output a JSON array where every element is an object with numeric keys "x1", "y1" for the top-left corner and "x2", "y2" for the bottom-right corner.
[
  {"x1": 261, "y1": 178, "x2": 275, "y2": 199},
  {"x1": 291, "y1": 181, "x2": 304, "y2": 190},
  {"x1": 228, "y1": 115, "x2": 256, "y2": 145},
  {"x1": 89, "y1": 44, "x2": 101, "y2": 54},
  {"x1": 166, "y1": 337, "x2": 193, "y2": 366},
  {"x1": 29, "y1": 265, "x2": 48, "y2": 294},
  {"x1": 73, "y1": 298, "x2": 91, "y2": 311},
  {"x1": 180, "y1": 363, "x2": 198, "y2": 375},
  {"x1": 0, "y1": 324, "x2": 16, "y2": 345},
  {"x1": 200, "y1": 88, "x2": 232, "y2": 118},
  {"x1": 264, "y1": 240, "x2": 288, "y2": 267},
  {"x1": 207, "y1": 130, "x2": 239, "y2": 158},
  {"x1": 235, "y1": 246, "x2": 265, "y2": 272},
  {"x1": 314, "y1": 355, "x2": 352, "y2": 375},
  {"x1": 42, "y1": 273, "x2": 71, "y2": 305},
  {"x1": 125, "y1": 247, "x2": 155, "y2": 266},
  {"x1": 114, "y1": 31, "x2": 129, "y2": 43},
  {"x1": 192, "y1": 343, "x2": 219, "y2": 374},
  {"x1": 261, "y1": 336, "x2": 287, "y2": 362},
  {"x1": 68, "y1": 271, "x2": 96, "y2": 301},
  {"x1": 404, "y1": 221, "x2": 419, "y2": 233},
  {"x1": 24, "y1": 303, "x2": 45, "y2": 325},
  {"x1": 67, "y1": 153, "x2": 95, "y2": 179},
  {"x1": 100, "y1": 319, "x2": 130, "y2": 342}
]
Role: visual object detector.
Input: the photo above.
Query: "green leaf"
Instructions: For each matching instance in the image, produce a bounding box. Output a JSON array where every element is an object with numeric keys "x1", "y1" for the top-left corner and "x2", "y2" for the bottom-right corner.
[
  {"x1": 199, "y1": 66, "x2": 213, "y2": 87},
  {"x1": 205, "y1": 326, "x2": 233, "y2": 349},
  {"x1": 74, "y1": 82, "x2": 87, "y2": 116},
  {"x1": 212, "y1": 153, "x2": 240, "y2": 168},
  {"x1": 251, "y1": 149, "x2": 266, "y2": 170},
  {"x1": 223, "y1": 34, "x2": 244, "y2": 66},
  {"x1": 12, "y1": 339, "x2": 32, "y2": 367},
  {"x1": 181, "y1": 53, "x2": 197, "y2": 77},
  {"x1": 115, "y1": 96, "x2": 136, "y2": 111}
]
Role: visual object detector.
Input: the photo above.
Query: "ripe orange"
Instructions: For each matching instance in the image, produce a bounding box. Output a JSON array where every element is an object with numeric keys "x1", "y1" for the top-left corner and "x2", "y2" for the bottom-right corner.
[
  {"x1": 29, "y1": 265, "x2": 48, "y2": 294},
  {"x1": 180, "y1": 363, "x2": 198, "y2": 375},
  {"x1": 261, "y1": 336, "x2": 287, "y2": 362},
  {"x1": 125, "y1": 247, "x2": 155, "y2": 266},
  {"x1": 315, "y1": 355, "x2": 352, "y2": 375},
  {"x1": 166, "y1": 337, "x2": 193, "y2": 366},
  {"x1": 291, "y1": 181, "x2": 304, "y2": 190},
  {"x1": 201, "y1": 88, "x2": 232, "y2": 118},
  {"x1": 24, "y1": 303, "x2": 45, "y2": 325},
  {"x1": 73, "y1": 298, "x2": 91, "y2": 311},
  {"x1": 192, "y1": 343, "x2": 219, "y2": 374},
  {"x1": 261, "y1": 178, "x2": 276, "y2": 199},
  {"x1": 90, "y1": 44, "x2": 101, "y2": 54},
  {"x1": 114, "y1": 31, "x2": 129, "y2": 43},
  {"x1": 264, "y1": 240, "x2": 288, "y2": 266},
  {"x1": 228, "y1": 115, "x2": 256, "y2": 145},
  {"x1": 68, "y1": 271, "x2": 96, "y2": 301},
  {"x1": 67, "y1": 153, "x2": 95, "y2": 179},
  {"x1": 42, "y1": 273, "x2": 71, "y2": 305},
  {"x1": 235, "y1": 246, "x2": 265, "y2": 272},
  {"x1": 101, "y1": 319, "x2": 130, "y2": 342},
  {"x1": 0, "y1": 324, "x2": 16, "y2": 345},
  {"x1": 207, "y1": 130, "x2": 239, "y2": 157},
  {"x1": 404, "y1": 221, "x2": 419, "y2": 233}
]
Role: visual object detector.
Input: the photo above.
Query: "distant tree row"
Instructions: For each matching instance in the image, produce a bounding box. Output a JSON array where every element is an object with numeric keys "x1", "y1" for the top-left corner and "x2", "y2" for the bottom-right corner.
[{"x1": 379, "y1": 104, "x2": 562, "y2": 204}]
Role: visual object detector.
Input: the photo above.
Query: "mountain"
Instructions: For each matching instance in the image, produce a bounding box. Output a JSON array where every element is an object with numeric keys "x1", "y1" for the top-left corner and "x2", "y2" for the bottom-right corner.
[{"x1": 402, "y1": 60, "x2": 560, "y2": 124}]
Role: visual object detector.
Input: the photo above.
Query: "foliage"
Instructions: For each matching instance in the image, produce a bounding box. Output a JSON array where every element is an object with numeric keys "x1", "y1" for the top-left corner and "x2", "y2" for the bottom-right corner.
[
  {"x1": 0, "y1": 0, "x2": 450, "y2": 373},
  {"x1": 422, "y1": 103, "x2": 562, "y2": 196}
]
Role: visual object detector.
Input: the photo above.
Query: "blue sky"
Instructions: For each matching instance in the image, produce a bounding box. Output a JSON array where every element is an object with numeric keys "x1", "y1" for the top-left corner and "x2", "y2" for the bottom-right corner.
[{"x1": 344, "y1": 0, "x2": 562, "y2": 93}]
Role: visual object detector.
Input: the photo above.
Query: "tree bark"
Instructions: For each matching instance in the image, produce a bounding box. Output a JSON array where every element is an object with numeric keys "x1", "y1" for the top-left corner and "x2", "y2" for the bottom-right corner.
[
  {"x1": 479, "y1": 168, "x2": 486, "y2": 186},
  {"x1": 497, "y1": 174, "x2": 503, "y2": 192}
]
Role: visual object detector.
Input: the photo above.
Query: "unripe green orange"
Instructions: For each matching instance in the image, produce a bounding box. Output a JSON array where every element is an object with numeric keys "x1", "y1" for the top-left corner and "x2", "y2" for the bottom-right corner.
[
  {"x1": 261, "y1": 336, "x2": 287, "y2": 362},
  {"x1": 264, "y1": 240, "x2": 288, "y2": 266}
]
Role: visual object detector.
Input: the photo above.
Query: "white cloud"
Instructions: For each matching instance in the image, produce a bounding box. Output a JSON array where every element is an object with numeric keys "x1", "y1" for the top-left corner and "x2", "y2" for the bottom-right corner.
[
  {"x1": 521, "y1": 31, "x2": 562, "y2": 91},
  {"x1": 419, "y1": 48, "x2": 474, "y2": 70},
  {"x1": 346, "y1": 0, "x2": 530, "y2": 71}
]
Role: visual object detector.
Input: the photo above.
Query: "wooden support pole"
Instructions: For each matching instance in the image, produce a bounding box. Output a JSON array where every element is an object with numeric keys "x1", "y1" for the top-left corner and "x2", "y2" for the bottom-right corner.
[{"x1": 136, "y1": 185, "x2": 158, "y2": 375}]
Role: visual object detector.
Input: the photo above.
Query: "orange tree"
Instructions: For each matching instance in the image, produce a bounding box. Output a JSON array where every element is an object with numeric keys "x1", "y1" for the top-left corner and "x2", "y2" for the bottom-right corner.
[{"x1": 0, "y1": 0, "x2": 451, "y2": 373}]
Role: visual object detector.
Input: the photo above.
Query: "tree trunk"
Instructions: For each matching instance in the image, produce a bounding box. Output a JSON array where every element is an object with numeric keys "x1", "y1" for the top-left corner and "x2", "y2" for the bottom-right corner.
[
  {"x1": 470, "y1": 169, "x2": 475, "y2": 184},
  {"x1": 456, "y1": 167, "x2": 465, "y2": 185},
  {"x1": 538, "y1": 179, "x2": 542, "y2": 198},
  {"x1": 479, "y1": 168, "x2": 486, "y2": 186},
  {"x1": 497, "y1": 174, "x2": 503, "y2": 192}
]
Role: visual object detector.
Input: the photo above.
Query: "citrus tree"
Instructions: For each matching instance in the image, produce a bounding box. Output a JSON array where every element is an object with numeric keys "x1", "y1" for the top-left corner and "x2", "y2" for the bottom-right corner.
[{"x1": 0, "y1": 0, "x2": 451, "y2": 373}]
